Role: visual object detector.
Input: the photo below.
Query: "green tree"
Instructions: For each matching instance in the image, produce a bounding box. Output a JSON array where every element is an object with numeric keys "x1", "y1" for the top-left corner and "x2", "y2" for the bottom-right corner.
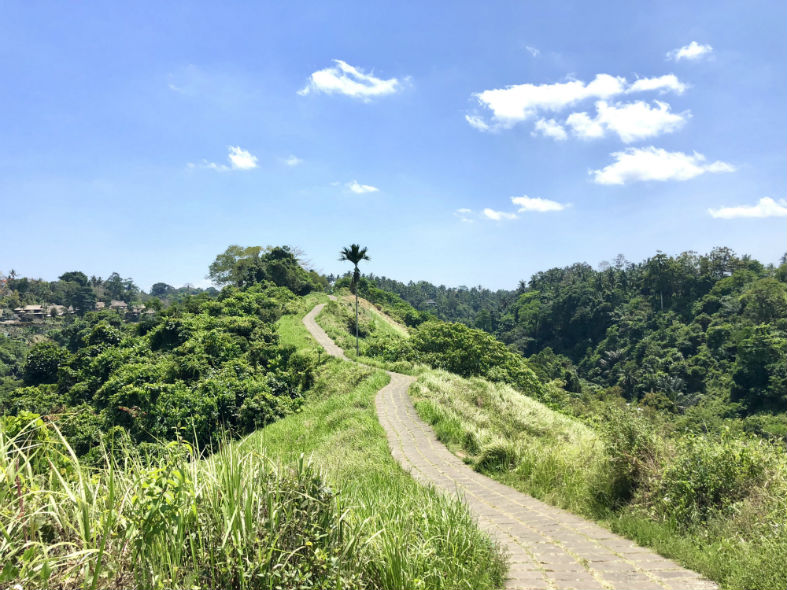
[
  {"x1": 58, "y1": 271, "x2": 88, "y2": 286},
  {"x1": 150, "y1": 282, "x2": 174, "y2": 298},
  {"x1": 339, "y1": 244, "x2": 370, "y2": 355},
  {"x1": 731, "y1": 325, "x2": 787, "y2": 412},
  {"x1": 72, "y1": 285, "x2": 97, "y2": 315},
  {"x1": 22, "y1": 342, "x2": 69, "y2": 385}
]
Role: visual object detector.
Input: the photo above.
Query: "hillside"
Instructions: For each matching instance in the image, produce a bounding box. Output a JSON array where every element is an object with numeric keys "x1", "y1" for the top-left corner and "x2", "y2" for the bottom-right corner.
[
  {"x1": 361, "y1": 248, "x2": 787, "y2": 439},
  {"x1": 316, "y1": 291, "x2": 787, "y2": 590},
  {"x1": 1, "y1": 246, "x2": 785, "y2": 589}
]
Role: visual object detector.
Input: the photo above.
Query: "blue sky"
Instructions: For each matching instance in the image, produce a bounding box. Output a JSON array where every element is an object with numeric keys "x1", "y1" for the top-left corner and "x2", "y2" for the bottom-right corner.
[{"x1": 1, "y1": 0, "x2": 785, "y2": 290}]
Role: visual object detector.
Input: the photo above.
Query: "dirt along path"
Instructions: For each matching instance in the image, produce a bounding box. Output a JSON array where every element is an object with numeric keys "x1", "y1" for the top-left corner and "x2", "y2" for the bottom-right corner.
[{"x1": 303, "y1": 303, "x2": 717, "y2": 590}]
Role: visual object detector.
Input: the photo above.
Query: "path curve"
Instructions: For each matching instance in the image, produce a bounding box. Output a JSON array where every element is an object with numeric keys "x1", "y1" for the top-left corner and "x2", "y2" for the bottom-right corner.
[{"x1": 303, "y1": 303, "x2": 717, "y2": 590}]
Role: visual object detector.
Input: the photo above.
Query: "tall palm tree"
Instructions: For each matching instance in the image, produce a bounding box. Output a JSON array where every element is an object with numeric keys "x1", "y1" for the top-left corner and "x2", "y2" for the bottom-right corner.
[{"x1": 339, "y1": 244, "x2": 370, "y2": 355}]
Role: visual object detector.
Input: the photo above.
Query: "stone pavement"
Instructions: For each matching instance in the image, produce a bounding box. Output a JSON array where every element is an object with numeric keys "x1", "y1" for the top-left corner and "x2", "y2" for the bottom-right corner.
[{"x1": 303, "y1": 303, "x2": 717, "y2": 590}]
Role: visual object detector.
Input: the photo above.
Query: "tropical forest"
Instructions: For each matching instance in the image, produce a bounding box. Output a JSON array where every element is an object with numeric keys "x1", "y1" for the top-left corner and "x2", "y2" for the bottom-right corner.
[{"x1": 1, "y1": 244, "x2": 785, "y2": 589}]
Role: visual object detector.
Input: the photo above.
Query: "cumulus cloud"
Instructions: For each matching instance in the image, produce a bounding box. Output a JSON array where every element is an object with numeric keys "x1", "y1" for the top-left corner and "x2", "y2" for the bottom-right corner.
[
  {"x1": 467, "y1": 73, "x2": 686, "y2": 130},
  {"x1": 709, "y1": 197, "x2": 787, "y2": 219},
  {"x1": 533, "y1": 118, "x2": 568, "y2": 140},
  {"x1": 483, "y1": 208, "x2": 518, "y2": 221},
  {"x1": 227, "y1": 146, "x2": 258, "y2": 170},
  {"x1": 565, "y1": 111, "x2": 605, "y2": 139},
  {"x1": 347, "y1": 180, "x2": 380, "y2": 194},
  {"x1": 591, "y1": 147, "x2": 734, "y2": 185},
  {"x1": 298, "y1": 59, "x2": 401, "y2": 100},
  {"x1": 626, "y1": 74, "x2": 687, "y2": 94},
  {"x1": 525, "y1": 46, "x2": 540, "y2": 57},
  {"x1": 478, "y1": 196, "x2": 568, "y2": 221},
  {"x1": 668, "y1": 41, "x2": 713, "y2": 61},
  {"x1": 511, "y1": 195, "x2": 568, "y2": 212},
  {"x1": 189, "y1": 146, "x2": 258, "y2": 171},
  {"x1": 566, "y1": 100, "x2": 688, "y2": 143}
]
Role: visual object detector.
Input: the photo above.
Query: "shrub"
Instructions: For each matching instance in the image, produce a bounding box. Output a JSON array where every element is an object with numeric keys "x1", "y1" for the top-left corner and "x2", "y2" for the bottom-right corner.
[
  {"x1": 408, "y1": 321, "x2": 544, "y2": 398},
  {"x1": 476, "y1": 439, "x2": 518, "y2": 471},
  {"x1": 594, "y1": 405, "x2": 662, "y2": 506},
  {"x1": 22, "y1": 342, "x2": 69, "y2": 385},
  {"x1": 656, "y1": 432, "x2": 773, "y2": 525}
]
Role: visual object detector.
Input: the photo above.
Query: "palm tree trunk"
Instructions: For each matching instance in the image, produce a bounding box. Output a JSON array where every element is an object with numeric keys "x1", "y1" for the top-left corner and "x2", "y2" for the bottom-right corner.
[{"x1": 355, "y1": 291, "x2": 359, "y2": 355}]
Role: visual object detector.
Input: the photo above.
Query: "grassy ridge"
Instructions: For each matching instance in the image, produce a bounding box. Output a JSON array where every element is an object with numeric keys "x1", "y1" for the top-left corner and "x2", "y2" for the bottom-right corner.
[
  {"x1": 241, "y1": 359, "x2": 506, "y2": 589},
  {"x1": 411, "y1": 370, "x2": 604, "y2": 515}
]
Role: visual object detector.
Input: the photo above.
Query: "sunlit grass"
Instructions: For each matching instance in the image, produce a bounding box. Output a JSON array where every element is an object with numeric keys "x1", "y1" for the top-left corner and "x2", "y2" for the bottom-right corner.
[
  {"x1": 241, "y1": 359, "x2": 507, "y2": 590},
  {"x1": 410, "y1": 368, "x2": 787, "y2": 590},
  {"x1": 0, "y1": 416, "x2": 366, "y2": 588},
  {"x1": 411, "y1": 369, "x2": 606, "y2": 515}
]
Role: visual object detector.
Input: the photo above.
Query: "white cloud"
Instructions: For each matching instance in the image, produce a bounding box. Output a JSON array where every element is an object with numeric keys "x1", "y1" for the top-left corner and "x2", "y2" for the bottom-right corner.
[
  {"x1": 227, "y1": 146, "x2": 258, "y2": 170},
  {"x1": 467, "y1": 73, "x2": 686, "y2": 130},
  {"x1": 709, "y1": 197, "x2": 787, "y2": 219},
  {"x1": 591, "y1": 147, "x2": 735, "y2": 185},
  {"x1": 471, "y1": 74, "x2": 624, "y2": 128},
  {"x1": 347, "y1": 180, "x2": 380, "y2": 194},
  {"x1": 533, "y1": 118, "x2": 568, "y2": 140},
  {"x1": 626, "y1": 74, "x2": 687, "y2": 94},
  {"x1": 668, "y1": 41, "x2": 713, "y2": 61},
  {"x1": 282, "y1": 155, "x2": 302, "y2": 167},
  {"x1": 566, "y1": 100, "x2": 688, "y2": 143},
  {"x1": 298, "y1": 59, "x2": 401, "y2": 100},
  {"x1": 188, "y1": 146, "x2": 258, "y2": 172},
  {"x1": 565, "y1": 111, "x2": 605, "y2": 139},
  {"x1": 511, "y1": 195, "x2": 568, "y2": 212},
  {"x1": 525, "y1": 46, "x2": 540, "y2": 57},
  {"x1": 483, "y1": 208, "x2": 517, "y2": 221},
  {"x1": 465, "y1": 114, "x2": 491, "y2": 132}
]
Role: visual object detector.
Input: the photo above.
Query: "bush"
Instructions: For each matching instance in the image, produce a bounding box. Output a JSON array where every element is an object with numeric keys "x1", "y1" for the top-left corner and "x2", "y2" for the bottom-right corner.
[
  {"x1": 476, "y1": 439, "x2": 518, "y2": 471},
  {"x1": 408, "y1": 321, "x2": 544, "y2": 398},
  {"x1": 594, "y1": 405, "x2": 662, "y2": 506},
  {"x1": 22, "y1": 342, "x2": 69, "y2": 385},
  {"x1": 656, "y1": 432, "x2": 773, "y2": 525}
]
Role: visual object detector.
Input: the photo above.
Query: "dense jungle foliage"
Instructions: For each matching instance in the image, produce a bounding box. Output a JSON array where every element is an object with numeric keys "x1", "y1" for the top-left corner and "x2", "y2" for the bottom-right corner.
[
  {"x1": 0, "y1": 246, "x2": 324, "y2": 461},
  {"x1": 362, "y1": 247, "x2": 787, "y2": 437}
]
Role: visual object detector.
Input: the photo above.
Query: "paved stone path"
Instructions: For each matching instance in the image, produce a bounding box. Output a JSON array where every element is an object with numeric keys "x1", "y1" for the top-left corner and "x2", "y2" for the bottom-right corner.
[{"x1": 303, "y1": 303, "x2": 717, "y2": 590}]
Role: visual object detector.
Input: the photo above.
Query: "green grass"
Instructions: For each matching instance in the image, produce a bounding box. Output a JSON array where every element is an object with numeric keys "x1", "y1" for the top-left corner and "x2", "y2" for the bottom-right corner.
[
  {"x1": 275, "y1": 292, "x2": 329, "y2": 354},
  {"x1": 314, "y1": 297, "x2": 419, "y2": 374},
  {"x1": 0, "y1": 415, "x2": 369, "y2": 589},
  {"x1": 411, "y1": 370, "x2": 606, "y2": 516},
  {"x1": 410, "y1": 368, "x2": 787, "y2": 590},
  {"x1": 241, "y1": 358, "x2": 507, "y2": 590}
]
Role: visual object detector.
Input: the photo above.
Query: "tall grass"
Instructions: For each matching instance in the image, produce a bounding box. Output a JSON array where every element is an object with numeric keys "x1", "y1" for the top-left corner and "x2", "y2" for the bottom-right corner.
[
  {"x1": 411, "y1": 370, "x2": 606, "y2": 515},
  {"x1": 0, "y1": 414, "x2": 366, "y2": 588},
  {"x1": 411, "y1": 369, "x2": 787, "y2": 590}
]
